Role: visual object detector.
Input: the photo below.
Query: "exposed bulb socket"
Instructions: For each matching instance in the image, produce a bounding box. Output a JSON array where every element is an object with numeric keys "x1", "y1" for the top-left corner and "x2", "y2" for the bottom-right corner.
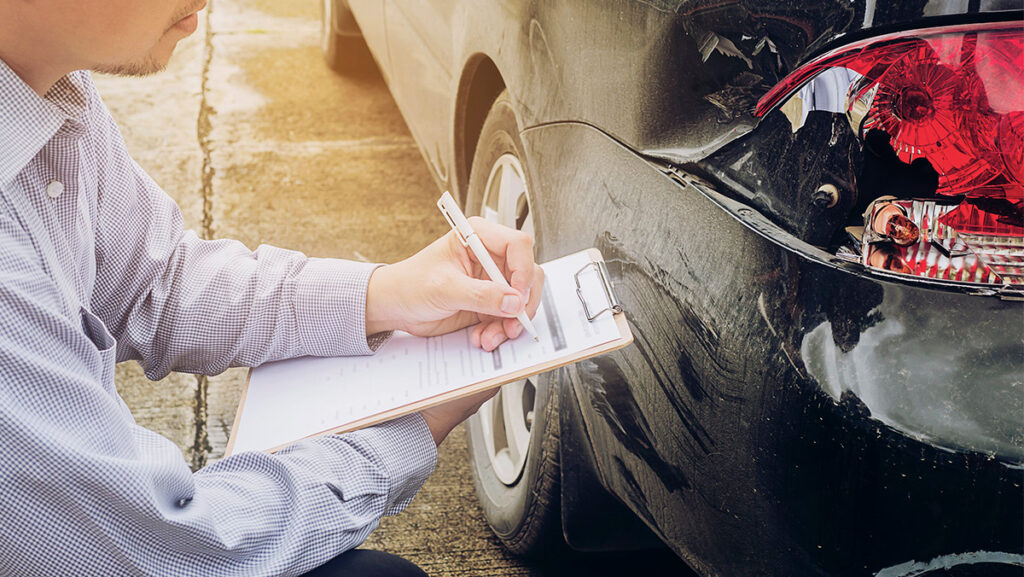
[{"x1": 812, "y1": 183, "x2": 840, "y2": 209}]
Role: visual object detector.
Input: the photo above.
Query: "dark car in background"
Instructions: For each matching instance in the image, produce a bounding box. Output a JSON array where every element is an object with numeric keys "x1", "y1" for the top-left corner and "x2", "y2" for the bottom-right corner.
[{"x1": 319, "y1": 1, "x2": 1024, "y2": 575}]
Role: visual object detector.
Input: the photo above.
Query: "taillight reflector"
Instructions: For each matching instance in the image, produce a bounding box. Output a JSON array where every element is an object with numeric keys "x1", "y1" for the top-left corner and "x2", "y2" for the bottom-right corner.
[{"x1": 757, "y1": 22, "x2": 1024, "y2": 287}]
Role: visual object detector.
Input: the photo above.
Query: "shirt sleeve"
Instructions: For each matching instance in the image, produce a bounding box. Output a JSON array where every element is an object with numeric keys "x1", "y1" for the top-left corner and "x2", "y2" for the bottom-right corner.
[
  {"x1": 86, "y1": 86, "x2": 388, "y2": 379},
  {"x1": 0, "y1": 216, "x2": 437, "y2": 576}
]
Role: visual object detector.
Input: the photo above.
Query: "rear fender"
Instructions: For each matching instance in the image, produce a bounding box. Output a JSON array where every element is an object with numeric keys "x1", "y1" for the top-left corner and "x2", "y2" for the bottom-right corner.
[{"x1": 559, "y1": 374, "x2": 663, "y2": 552}]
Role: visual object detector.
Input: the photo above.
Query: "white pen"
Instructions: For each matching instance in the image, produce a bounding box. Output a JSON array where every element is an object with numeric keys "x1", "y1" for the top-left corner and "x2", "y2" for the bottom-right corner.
[{"x1": 437, "y1": 191, "x2": 540, "y2": 341}]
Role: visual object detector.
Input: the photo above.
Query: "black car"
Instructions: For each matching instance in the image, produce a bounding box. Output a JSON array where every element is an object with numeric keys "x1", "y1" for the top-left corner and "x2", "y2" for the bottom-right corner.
[{"x1": 319, "y1": 1, "x2": 1024, "y2": 575}]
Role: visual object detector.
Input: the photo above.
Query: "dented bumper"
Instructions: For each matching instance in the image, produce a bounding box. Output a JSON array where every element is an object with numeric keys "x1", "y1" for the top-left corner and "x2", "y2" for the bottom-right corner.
[{"x1": 521, "y1": 120, "x2": 1024, "y2": 577}]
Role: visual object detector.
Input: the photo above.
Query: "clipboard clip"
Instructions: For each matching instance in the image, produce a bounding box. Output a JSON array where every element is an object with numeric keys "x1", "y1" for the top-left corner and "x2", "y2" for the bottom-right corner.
[{"x1": 574, "y1": 260, "x2": 623, "y2": 321}]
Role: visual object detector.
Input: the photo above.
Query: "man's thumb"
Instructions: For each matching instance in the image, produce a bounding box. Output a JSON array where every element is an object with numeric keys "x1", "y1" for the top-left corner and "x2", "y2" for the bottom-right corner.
[{"x1": 451, "y1": 276, "x2": 521, "y2": 318}]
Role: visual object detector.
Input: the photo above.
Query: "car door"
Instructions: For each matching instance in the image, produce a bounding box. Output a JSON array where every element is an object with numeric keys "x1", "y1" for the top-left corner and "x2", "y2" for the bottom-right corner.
[{"x1": 383, "y1": 0, "x2": 457, "y2": 189}]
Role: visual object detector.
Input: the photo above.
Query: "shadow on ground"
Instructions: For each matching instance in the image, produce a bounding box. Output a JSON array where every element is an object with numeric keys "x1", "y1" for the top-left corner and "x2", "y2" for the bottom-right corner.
[{"x1": 530, "y1": 548, "x2": 696, "y2": 576}]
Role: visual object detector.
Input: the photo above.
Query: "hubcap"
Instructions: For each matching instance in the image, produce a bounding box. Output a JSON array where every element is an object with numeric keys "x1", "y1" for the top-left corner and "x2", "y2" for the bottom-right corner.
[{"x1": 477, "y1": 153, "x2": 536, "y2": 486}]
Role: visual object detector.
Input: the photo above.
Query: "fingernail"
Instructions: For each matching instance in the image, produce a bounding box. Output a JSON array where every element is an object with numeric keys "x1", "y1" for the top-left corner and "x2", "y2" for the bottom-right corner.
[
  {"x1": 501, "y1": 295, "x2": 520, "y2": 314},
  {"x1": 491, "y1": 334, "x2": 504, "y2": 349}
]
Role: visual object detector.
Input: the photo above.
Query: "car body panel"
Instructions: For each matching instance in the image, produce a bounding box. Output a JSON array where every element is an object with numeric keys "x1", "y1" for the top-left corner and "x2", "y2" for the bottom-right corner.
[
  {"x1": 351, "y1": 0, "x2": 1023, "y2": 183},
  {"x1": 337, "y1": 1, "x2": 1024, "y2": 574},
  {"x1": 382, "y1": 0, "x2": 456, "y2": 183},
  {"x1": 521, "y1": 120, "x2": 1023, "y2": 575}
]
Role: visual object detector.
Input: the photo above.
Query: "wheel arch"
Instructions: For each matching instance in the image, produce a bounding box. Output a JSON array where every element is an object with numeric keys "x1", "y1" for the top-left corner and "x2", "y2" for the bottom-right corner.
[
  {"x1": 455, "y1": 56, "x2": 663, "y2": 553},
  {"x1": 453, "y1": 55, "x2": 506, "y2": 206}
]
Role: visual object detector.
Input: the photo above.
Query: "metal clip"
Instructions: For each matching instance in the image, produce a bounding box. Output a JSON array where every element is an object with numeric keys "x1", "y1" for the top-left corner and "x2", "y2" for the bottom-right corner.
[
  {"x1": 437, "y1": 203, "x2": 469, "y2": 246},
  {"x1": 574, "y1": 260, "x2": 623, "y2": 321}
]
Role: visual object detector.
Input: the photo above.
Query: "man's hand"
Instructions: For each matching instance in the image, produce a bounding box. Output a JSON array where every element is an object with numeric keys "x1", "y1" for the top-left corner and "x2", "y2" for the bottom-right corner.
[
  {"x1": 365, "y1": 217, "x2": 544, "y2": 352},
  {"x1": 419, "y1": 388, "x2": 499, "y2": 446}
]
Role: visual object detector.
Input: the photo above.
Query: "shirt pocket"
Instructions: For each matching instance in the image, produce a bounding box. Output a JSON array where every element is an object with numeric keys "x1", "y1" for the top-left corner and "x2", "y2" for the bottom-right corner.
[
  {"x1": 80, "y1": 307, "x2": 115, "y2": 352},
  {"x1": 80, "y1": 307, "x2": 117, "y2": 387}
]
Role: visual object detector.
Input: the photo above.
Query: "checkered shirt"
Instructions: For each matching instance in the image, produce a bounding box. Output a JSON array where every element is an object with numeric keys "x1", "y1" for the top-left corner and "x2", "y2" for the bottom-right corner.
[{"x1": 0, "y1": 59, "x2": 437, "y2": 576}]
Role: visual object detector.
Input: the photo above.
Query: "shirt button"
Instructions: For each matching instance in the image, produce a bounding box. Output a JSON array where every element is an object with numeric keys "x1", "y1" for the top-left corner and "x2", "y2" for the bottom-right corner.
[{"x1": 46, "y1": 180, "x2": 64, "y2": 199}]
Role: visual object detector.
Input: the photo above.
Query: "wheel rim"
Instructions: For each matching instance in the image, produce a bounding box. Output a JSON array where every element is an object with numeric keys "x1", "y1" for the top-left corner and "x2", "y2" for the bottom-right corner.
[{"x1": 477, "y1": 153, "x2": 536, "y2": 486}]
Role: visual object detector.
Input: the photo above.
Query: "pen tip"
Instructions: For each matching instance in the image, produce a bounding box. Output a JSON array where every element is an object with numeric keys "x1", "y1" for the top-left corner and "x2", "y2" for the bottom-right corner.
[{"x1": 534, "y1": 336, "x2": 540, "y2": 342}]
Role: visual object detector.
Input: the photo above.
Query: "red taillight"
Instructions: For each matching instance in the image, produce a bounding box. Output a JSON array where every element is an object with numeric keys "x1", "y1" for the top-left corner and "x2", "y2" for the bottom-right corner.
[
  {"x1": 852, "y1": 40, "x2": 994, "y2": 194},
  {"x1": 1000, "y1": 112, "x2": 1024, "y2": 187},
  {"x1": 757, "y1": 22, "x2": 1024, "y2": 287}
]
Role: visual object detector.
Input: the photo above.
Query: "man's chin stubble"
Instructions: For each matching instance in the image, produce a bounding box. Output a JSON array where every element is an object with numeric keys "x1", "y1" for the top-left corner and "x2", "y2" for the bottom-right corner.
[
  {"x1": 92, "y1": 22, "x2": 183, "y2": 79},
  {"x1": 92, "y1": 55, "x2": 167, "y2": 78}
]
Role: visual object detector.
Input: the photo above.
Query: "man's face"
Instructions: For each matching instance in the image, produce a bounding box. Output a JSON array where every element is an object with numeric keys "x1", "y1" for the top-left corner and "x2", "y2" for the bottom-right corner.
[{"x1": 45, "y1": 0, "x2": 206, "y2": 77}]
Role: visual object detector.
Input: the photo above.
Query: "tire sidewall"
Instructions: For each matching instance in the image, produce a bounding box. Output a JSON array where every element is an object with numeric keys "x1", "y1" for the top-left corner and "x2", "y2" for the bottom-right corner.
[
  {"x1": 465, "y1": 91, "x2": 561, "y2": 553},
  {"x1": 467, "y1": 373, "x2": 558, "y2": 543},
  {"x1": 320, "y1": 0, "x2": 340, "y2": 66},
  {"x1": 463, "y1": 93, "x2": 538, "y2": 239},
  {"x1": 319, "y1": 0, "x2": 374, "y2": 76}
]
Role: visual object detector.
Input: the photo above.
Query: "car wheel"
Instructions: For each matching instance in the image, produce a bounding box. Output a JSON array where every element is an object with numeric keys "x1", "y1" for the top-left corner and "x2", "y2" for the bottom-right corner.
[
  {"x1": 465, "y1": 90, "x2": 564, "y2": 557},
  {"x1": 319, "y1": 0, "x2": 375, "y2": 76}
]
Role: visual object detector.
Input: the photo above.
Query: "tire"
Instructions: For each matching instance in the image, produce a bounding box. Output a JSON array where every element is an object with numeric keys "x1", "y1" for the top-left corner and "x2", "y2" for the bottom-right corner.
[
  {"x1": 464, "y1": 90, "x2": 565, "y2": 557},
  {"x1": 319, "y1": 0, "x2": 376, "y2": 76}
]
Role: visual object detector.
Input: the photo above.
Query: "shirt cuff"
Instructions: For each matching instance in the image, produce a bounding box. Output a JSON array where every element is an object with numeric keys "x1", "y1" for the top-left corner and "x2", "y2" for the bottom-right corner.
[
  {"x1": 293, "y1": 258, "x2": 394, "y2": 357},
  {"x1": 339, "y1": 413, "x2": 438, "y2": 515}
]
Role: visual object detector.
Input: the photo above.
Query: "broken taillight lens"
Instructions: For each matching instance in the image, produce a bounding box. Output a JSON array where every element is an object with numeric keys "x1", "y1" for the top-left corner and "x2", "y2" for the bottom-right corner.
[
  {"x1": 864, "y1": 199, "x2": 1023, "y2": 285},
  {"x1": 756, "y1": 22, "x2": 1024, "y2": 287}
]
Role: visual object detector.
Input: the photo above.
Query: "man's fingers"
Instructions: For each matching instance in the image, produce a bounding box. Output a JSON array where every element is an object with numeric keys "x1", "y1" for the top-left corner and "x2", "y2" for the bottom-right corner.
[
  {"x1": 470, "y1": 323, "x2": 485, "y2": 348},
  {"x1": 469, "y1": 217, "x2": 535, "y2": 294},
  {"x1": 509, "y1": 269, "x2": 532, "y2": 298},
  {"x1": 503, "y1": 317, "x2": 524, "y2": 340},
  {"x1": 449, "y1": 275, "x2": 523, "y2": 319},
  {"x1": 478, "y1": 321, "x2": 508, "y2": 351},
  {"x1": 470, "y1": 318, "x2": 508, "y2": 351},
  {"x1": 451, "y1": 219, "x2": 545, "y2": 351},
  {"x1": 481, "y1": 264, "x2": 543, "y2": 349},
  {"x1": 523, "y1": 264, "x2": 544, "y2": 317}
]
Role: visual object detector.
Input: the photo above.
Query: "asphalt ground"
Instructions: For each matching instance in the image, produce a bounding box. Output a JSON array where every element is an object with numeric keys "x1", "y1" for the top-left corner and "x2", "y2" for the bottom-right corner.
[{"x1": 97, "y1": 0, "x2": 696, "y2": 574}]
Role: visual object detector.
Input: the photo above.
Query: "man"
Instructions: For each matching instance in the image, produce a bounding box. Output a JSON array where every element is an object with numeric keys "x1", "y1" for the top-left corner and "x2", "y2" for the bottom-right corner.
[{"x1": 0, "y1": 0, "x2": 543, "y2": 575}]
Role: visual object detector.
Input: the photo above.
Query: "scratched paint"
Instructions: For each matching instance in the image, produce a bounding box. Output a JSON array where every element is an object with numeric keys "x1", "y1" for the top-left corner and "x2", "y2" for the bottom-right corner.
[
  {"x1": 522, "y1": 119, "x2": 1023, "y2": 576},
  {"x1": 581, "y1": 356, "x2": 692, "y2": 492},
  {"x1": 874, "y1": 551, "x2": 1024, "y2": 577},
  {"x1": 354, "y1": 0, "x2": 1024, "y2": 572}
]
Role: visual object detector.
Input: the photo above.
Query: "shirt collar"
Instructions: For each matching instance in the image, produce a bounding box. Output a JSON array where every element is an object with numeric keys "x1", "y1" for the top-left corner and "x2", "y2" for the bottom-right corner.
[{"x1": 0, "y1": 58, "x2": 91, "y2": 188}]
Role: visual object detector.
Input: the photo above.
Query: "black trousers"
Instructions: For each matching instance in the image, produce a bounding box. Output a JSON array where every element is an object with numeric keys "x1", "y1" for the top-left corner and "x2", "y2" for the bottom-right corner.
[{"x1": 301, "y1": 550, "x2": 428, "y2": 577}]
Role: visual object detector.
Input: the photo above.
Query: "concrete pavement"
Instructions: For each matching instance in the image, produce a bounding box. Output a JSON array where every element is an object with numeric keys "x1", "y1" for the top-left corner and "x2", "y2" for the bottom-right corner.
[{"x1": 96, "y1": 1, "x2": 691, "y2": 575}]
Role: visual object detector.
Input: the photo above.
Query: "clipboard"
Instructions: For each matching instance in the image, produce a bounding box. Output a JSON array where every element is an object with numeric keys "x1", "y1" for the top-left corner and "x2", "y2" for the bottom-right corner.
[{"x1": 225, "y1": 248, "x2": 632, "y2": 455}]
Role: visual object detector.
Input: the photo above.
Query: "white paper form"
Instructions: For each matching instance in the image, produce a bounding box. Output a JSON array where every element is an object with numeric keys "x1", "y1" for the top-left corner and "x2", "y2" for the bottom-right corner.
[{"x1": 230, "y1": 250, "x2": 622, "y2": 454}]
